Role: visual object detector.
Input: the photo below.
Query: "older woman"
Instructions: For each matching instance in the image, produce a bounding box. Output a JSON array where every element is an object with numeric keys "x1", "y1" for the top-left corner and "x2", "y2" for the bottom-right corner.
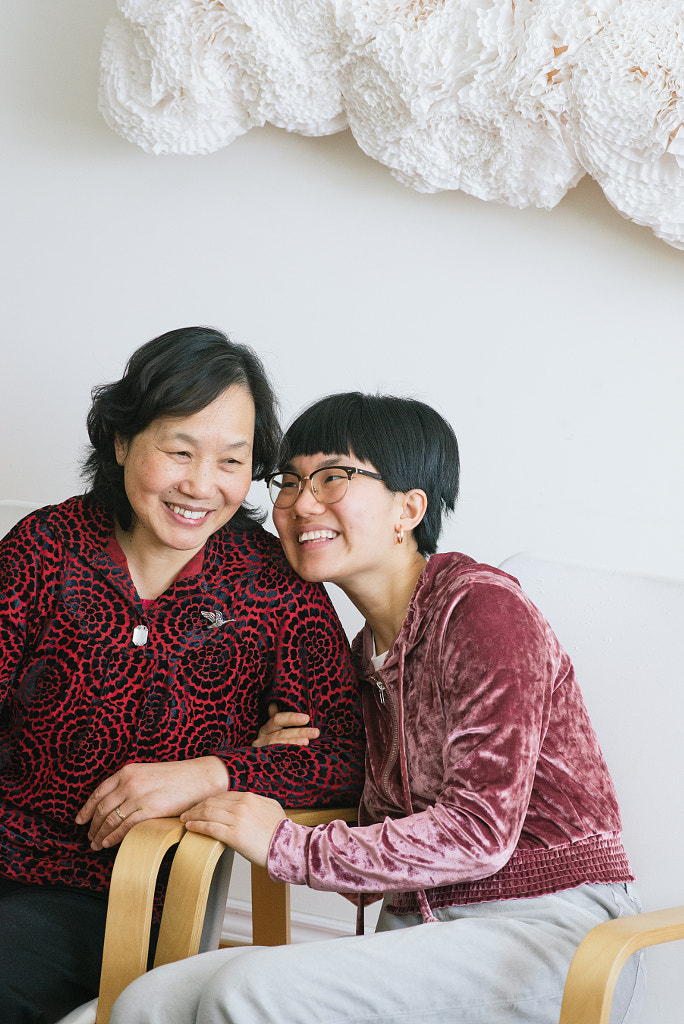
[
  {"x1": 112, "y1": 391, "x2": 643, "y2": 1024},
  {"x1": 0, "y1": 331, "x2": 363, "y2": 1024}
]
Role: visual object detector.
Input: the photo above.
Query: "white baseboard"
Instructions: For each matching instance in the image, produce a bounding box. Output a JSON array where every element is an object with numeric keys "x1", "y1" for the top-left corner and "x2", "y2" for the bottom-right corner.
[{"x1": 221, "y1": 898, "x2": 356, "y2": 946}]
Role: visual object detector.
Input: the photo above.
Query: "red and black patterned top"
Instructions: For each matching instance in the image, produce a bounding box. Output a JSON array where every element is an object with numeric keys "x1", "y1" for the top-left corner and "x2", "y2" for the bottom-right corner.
[{"x1": 0, "y1": 496, "x2": 364, "y2": 894}]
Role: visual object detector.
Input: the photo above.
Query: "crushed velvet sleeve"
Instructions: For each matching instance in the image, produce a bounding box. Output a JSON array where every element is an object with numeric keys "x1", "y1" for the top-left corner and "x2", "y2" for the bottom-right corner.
[{"x1": 267, "y1": 578, "x2": 566, "y2": 894}]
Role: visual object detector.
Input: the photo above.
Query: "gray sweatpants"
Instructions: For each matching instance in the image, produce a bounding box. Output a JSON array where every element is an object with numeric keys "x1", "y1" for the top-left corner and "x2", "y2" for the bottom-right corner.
[{"x1": 111, "y1": 882, "x2": 644, "y2": 1024}]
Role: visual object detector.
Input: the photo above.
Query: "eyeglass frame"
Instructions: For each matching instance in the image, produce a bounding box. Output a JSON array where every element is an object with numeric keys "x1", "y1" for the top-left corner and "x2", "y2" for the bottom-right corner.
[{"x1": 266, "y1": 465, "x2": 384, "y2": 508}]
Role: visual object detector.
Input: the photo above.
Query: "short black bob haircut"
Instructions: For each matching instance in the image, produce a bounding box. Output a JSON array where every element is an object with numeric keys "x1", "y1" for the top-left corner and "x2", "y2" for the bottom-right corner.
[
  {"x1": 281, "y1": 392, "x2": 459, "y2": 557},
  {"x1": 83, "y1": 326, "x2": 281, "y2": 532}
]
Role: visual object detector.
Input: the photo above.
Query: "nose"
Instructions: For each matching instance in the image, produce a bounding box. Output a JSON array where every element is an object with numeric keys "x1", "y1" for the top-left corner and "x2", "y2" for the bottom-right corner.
[
  {"x1": 179, "y1": 459, "x2": 217, "y2": 499},
  {"x1": 291, "y1": 477, "x2": 326, "y2": 516}
]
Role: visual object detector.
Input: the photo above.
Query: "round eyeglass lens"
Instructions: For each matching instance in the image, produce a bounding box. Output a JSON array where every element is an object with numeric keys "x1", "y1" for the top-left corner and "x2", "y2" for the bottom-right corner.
[
  {"x1": 310, "y1": 467, "x2": 350, "y2": 504},
  {"x1": 269, "y1": 472, "x2": 301, "y2": 508}
]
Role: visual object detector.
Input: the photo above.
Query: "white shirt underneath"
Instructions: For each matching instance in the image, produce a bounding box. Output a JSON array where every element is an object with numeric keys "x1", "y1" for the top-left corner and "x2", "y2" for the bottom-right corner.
[{"x1": 371, "y1": 636, "x2": 388, "y2": 671}]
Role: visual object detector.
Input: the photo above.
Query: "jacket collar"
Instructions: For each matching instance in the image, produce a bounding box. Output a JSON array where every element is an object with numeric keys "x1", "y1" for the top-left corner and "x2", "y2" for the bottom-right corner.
[{"x1": 359, "y1": 552, "x2": 516, "y2": 673}]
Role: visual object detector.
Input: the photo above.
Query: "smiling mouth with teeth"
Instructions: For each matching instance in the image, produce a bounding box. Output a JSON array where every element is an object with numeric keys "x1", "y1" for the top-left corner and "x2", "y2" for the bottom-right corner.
[
  {"x1": 298, "y1": 529, "x2": 337, "y2": 543},
  {"x1": 166, "y1": 503, "x2": 210, "y2": 521}
]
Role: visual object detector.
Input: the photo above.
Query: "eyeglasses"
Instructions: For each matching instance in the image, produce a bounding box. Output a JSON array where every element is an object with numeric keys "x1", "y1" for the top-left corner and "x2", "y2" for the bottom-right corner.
[{"x1": 266, "y1": 466, "x2": 384, "y2": 509}]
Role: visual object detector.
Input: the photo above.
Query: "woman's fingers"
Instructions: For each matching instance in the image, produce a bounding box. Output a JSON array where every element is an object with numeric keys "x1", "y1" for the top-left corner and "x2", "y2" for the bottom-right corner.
[
  {"x1": 75, "y1": 774, "x2": 119, "y2": 827},
  {"x1": 252, "y1": 703, "x2": 320, "y2": 747},
  {"x1": 253, "y1": 725, "x2": 320, "y2": 747},
  {"x1": 74, "y1": 757, "x2": 229, "y2": 851},
  {"x1": 92, "y1": 803, "x2": 141, "y2": 850},
  {"x1": 75, "y1": 775, "x2": 132, "y2": 849},
  {"x1": 80, "y1": 786, "x2": 141, "y2": 850},
  {"x1": 182, "y1": 792, "x2": 286, "y2": 867}
]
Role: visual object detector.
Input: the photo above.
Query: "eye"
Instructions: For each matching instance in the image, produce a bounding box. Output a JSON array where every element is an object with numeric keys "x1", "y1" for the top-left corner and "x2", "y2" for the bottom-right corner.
[
  {"x1": 321, "y1": 469, "x2": 348, "y2": 484},
  {"x1": 276, "y1": 474, "x2": 300, "y2": 490}
]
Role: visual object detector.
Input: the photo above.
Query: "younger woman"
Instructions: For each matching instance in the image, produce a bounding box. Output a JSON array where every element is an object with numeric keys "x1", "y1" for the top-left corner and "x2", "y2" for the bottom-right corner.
[{"x1": 113, "y1": 392, "x2": 642, "y2": 1024}]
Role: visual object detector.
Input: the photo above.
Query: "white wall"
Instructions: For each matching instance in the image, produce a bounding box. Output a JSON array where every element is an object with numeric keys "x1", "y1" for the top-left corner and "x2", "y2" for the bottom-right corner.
[{"x1": 2, "y1": 2, "x2": 683, "y2": 937}]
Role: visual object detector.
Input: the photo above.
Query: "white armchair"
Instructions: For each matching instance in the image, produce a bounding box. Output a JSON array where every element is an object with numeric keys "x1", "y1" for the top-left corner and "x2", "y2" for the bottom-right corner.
[{"x1": 499, "y1": 554, "x2": 684, "y2": 1024}]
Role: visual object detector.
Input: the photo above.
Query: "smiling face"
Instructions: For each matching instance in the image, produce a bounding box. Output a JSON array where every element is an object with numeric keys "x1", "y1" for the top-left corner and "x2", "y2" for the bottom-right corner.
[
  {"x1": 271, "y1": 451, "x2": 404, "y2": 593},
  {"x1": 114, "y1": 385, "x2": 255, "y2": 560}
]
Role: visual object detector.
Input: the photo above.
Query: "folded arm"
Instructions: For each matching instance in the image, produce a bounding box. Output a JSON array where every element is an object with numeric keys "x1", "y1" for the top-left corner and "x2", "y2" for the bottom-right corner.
[{"x1": 211, "y1": 583, "x2": 365, "y2": 808}]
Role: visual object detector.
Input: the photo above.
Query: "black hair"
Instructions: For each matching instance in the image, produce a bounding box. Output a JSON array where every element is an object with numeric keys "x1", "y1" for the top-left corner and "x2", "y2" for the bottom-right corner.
[
  {"x1": 282, "y1": 392, "x2": 459, "y2": 556},
  {"x1": 82, "y1": 326, "x2": 281, "y2": 531}
]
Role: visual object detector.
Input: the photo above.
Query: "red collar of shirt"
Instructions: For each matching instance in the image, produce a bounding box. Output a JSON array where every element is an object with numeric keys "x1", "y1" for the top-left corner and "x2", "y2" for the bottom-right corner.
[{"x1": 106, "y1": 533, "x2": 205, "y2": 609}]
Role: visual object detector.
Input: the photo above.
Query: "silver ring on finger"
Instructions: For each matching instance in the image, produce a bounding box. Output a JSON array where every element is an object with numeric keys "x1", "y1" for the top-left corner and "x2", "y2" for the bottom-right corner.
[{"x1": 114, "y1": 806, "x2": 127, "y2": 821}]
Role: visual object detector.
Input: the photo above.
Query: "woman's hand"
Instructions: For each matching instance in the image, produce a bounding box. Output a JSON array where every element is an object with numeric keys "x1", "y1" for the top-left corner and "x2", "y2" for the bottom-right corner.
[
  {"x1": 75, "y1": 756, "x2": 229, "y2": 851},
  {"x1": 181, "y1": 792, "x2": 286, "y2": 867},
  {"x1": 252, "y1": 701, "x2": 320, "y2": 747}
]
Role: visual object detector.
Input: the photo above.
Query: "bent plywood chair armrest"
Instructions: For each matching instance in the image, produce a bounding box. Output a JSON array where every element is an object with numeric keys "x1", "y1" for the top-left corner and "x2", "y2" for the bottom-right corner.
[
  {"x1": 95, "y1": 805, "x2": 358, "y2": 1022},
  {"x1": 154, "y1": 830, "x2": 232, "y2": 967},
  {"x1": 559, "y1": 906, "x2": 684, "y2": 1024},
  {"x1": 95, "y1": 817, "x2": 185, "y2": 1024},
  {"x1": 251, "y1": 805, "x2": 359, "y2": 946}
]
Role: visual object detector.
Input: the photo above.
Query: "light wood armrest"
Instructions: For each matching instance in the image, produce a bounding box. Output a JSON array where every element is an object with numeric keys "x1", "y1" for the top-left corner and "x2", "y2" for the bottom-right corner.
[
  {"x1": 97, "y1": 805, "x2": 359, "y2": 1019},
  {"x1": 559, "y1": 905, "x2": 684, "y2": 1024},
  {"x1": 154, "y1": 830, "x2": 228, "y2": 967},
  {"x1": 287, "y1": 806, "x2": 358, "y2": 827},
  {"x1": 96, "y1": 818, "x2": 185, "y2": 1024},
  {"x1": 251, "y1": 805, "x2": 358, "y2": 946}
]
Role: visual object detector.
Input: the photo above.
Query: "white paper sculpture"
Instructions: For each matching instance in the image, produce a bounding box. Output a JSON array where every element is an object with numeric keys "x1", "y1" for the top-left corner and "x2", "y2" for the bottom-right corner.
[{"x1": 100, "y1": 0, "x2": 684, "y2": 249}]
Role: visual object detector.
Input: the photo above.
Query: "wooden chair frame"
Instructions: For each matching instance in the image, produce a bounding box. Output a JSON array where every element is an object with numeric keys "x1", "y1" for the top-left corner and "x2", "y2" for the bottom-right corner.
[
  {"x1": 559, "y1": 905, "x2": 684, "y2": 1024},
  {"x1": 94, "y1": 806, "x2": 358, "y2": 1024},
  {"x1": 249, "y1": 806, "x2": 357, "y2": 946}
]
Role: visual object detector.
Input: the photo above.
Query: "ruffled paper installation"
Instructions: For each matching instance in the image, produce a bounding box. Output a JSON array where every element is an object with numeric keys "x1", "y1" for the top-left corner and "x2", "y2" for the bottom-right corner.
[{"x1": 99, "y1": 0, "x2": 684, "y2": 249}]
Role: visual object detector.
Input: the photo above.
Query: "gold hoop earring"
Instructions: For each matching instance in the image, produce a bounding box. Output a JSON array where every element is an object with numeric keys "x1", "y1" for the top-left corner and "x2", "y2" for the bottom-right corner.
[{"x1": 394, "y1": 525, "x2": 404, "y2": 545}]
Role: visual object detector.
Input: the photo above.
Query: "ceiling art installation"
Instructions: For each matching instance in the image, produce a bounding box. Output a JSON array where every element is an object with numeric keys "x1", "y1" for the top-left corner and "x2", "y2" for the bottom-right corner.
[{"x1": 100, "y1": 0, "x2": 684, "y2": 249}]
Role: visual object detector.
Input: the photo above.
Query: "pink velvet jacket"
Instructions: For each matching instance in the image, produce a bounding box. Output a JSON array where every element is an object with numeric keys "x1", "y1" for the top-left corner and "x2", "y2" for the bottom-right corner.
[{"x1": 268, "y1": 553, "x2": 634, "y2": 921}]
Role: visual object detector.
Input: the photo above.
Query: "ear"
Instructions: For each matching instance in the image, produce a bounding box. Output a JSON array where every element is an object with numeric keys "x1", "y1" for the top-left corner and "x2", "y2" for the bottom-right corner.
[
  {"x1": 114, "y1": 434, "x2": 128, "y2": 467},
  {"x1": 398, "y1": 488, "x2": 428, "y2": 534}
]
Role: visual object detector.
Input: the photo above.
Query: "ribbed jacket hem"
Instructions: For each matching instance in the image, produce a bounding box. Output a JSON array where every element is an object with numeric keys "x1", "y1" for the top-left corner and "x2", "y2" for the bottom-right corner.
[{"x1": 387, "y1": 833, "x2": 635, "y2": 913}]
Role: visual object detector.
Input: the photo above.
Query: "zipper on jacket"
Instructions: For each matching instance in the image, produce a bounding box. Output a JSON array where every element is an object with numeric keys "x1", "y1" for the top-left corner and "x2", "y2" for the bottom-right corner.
[{"x1": 372, "y1": 674, "x2": 399, "y2": 804}]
